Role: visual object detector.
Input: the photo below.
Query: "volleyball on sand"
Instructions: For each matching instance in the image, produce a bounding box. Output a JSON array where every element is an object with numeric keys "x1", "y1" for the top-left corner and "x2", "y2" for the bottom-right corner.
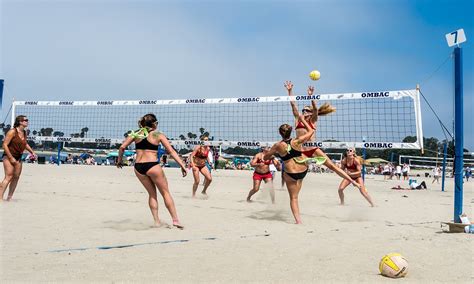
[
  {"x1": 379, "y1": 253, "x2": 408, "y2": 278},
  {"x1": 309, "y1": 70, "x2": 320, "y2": 81}
]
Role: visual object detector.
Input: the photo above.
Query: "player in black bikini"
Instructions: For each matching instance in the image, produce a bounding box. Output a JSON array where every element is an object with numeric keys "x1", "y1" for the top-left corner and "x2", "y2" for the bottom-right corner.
[
  {"x1": 264, "y1": 114, "x2": 314, "y2": 224},
  {"x1": 117, "y1": 114, "x2": 187, "y2": 228}
]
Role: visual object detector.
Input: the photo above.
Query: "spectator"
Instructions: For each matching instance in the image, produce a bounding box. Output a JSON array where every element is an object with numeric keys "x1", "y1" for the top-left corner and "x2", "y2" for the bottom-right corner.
[
  {"x1": 409, "y1": 179, "x2": 427, "y2": 190},
  {"x1": 395, "y1": 164, "x2": 402, "y2": 180},
  {"x1": 465, "y1": 167, "x2": 472, "y2": 182},
  {"x1": 402, "y1": 163, "x2": 410, "y2": 180},
  {"x1": 432, "y1": 166, "x2": 441, "y2": 184}
]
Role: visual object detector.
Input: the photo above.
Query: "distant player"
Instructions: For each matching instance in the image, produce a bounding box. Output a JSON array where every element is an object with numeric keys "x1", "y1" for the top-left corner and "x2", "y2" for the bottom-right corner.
[
  {"x1": 247, "y1": 147, "x2": 280, "y2": 203},
  {"x1": 338, "y1": 148, "x2": 374, "y2": 207},
  {"x1": 190, "y1": 135, "x2": 213, "y2": 198}
]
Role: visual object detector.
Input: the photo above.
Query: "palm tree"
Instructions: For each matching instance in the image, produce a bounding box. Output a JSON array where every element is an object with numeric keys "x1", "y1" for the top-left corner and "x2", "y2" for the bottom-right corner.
[
  {"x1": 53, "y1": 131, "x2": 64, "y2": 137},
  {"x1": 81, "y1": 127, "x2": 89, "y2": 137}
]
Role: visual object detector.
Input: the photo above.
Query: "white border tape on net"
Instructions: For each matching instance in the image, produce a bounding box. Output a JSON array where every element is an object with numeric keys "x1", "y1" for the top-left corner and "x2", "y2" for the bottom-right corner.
[
  {"x1": 14, "y1": 90, "x2": 416, "y2": 106},
  {"x1": 27, "y1": 136, "x2": 421, "y2": 149}
]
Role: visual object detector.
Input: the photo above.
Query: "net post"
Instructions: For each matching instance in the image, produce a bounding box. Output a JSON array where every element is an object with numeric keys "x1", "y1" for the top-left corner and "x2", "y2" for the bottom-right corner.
[
  {"x1": 10, "y1": 98, "x2": 16, "y2": 127},
  {"x1": 57, "y1": 142, "x2": 62, "y2": 166},
  {"x1": 441, "y1": 142, "x2": 448, "y2": 192},
  {"x1": 0, "y1": 79, "x2": 4, "y2": 110},
  {"x1": 415, "y1": 84, "x2": 424, "y2": 154},
  {"x1": 362, "y1": 137, "x2": 366, "y2": 181},
  {"x1": 453, "y1": 47, "x2": 464, "y2": 223}
]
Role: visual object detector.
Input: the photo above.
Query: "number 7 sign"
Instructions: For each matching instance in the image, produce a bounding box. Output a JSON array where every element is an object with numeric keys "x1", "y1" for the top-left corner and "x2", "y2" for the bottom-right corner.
[{"x1": 446, "y1": 29, "x2": 466, "y2": 47}]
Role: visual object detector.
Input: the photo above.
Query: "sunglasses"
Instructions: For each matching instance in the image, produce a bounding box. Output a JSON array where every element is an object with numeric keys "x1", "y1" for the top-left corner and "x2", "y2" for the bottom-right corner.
[
  {"x1": 22, "y1": 119, "x2": 29, "y2": 122},
  {"x1": 346, "y1": 149, "x2": 353, "y2": 153},
  {"x1": 302, "y1": 109, "x2": 313, "y2": 113}
]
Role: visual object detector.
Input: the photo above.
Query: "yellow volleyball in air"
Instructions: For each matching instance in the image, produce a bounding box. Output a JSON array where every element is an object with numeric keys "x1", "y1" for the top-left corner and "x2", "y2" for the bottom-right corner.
[{"x1": 309, "y1": 70, "x2": 321, "y2": 81}]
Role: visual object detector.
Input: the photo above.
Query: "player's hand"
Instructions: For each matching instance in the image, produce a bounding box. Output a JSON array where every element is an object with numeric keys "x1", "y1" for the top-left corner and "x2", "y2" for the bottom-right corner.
[
  {"x1": 307, "y1": 86, "x2": 314, "y2": 96},
  {"x1": 9, "y1": 157, "x2": 18, "y2": 165},
  {"x1": 180, "y1": 166, "x2": 188, "y2": 177},
  {"x1": 284, "y1": 81, "x2": 294, "y2": 93}
]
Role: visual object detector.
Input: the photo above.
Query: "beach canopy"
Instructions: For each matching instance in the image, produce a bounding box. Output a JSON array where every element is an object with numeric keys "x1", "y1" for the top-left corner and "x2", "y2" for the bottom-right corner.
[
  {"x1": 364, "y1": 158, "x2": 389, "y2": 165},
  {"x1": 107, "y1": 150, "x2": 135, "y2": 158}
]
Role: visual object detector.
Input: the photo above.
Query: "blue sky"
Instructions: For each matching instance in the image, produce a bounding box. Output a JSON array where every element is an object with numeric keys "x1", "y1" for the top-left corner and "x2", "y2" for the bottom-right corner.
[{"x1": 1, "y1": 0, "x2": 472, "y2": 149}]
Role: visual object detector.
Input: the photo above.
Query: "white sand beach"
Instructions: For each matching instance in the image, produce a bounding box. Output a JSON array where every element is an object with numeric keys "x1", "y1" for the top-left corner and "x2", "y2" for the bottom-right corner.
[{"x1": 1, "y1": 164, "x2": 473, "y2": 283}]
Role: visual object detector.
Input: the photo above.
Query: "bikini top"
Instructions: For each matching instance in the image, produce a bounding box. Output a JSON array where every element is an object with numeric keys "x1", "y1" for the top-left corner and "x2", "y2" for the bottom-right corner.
[
  {"x1": 129, "y1": 128, "x2": 159, "y2": 151},
  {"x1": 135, "y1": 138, "x2": 159, "y2": 151},
  {"x1": 295, "y1": 120, "x2": 315, "y2": 130},
  {"x1": 257, "y1": 158, "x2": 272, "y2": 165},
  {"x1": 344, "y1": 159, "x2": 358, "y2": 171},
  {"x1": 195, "y1": 147, "x2": 209, "y2": 159},
  {"x1": 278, "y1": 139, "x2": 303, "y2": 161}
]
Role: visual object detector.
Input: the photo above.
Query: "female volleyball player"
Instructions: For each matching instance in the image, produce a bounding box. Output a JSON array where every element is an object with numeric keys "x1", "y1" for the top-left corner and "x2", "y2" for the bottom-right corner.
[
  {"x1": 284, "y1": 80, "x2": 362, "y2": 190},
  {"x1": 246, "y1": 147, "x2": 280, "y2": 203},
  {"x1": 264, "y1": 115, "x2": 314, "y2": 224},
  {"x1": 1, "y1": 115, "x2": 36, "y2": 201},
  {"x1": 190, "y1": 135, "x2": 213, "y2": 198},
  {"x1": 117, "y1": 114, "x2": 187, "y2": 229},
  {"x1": 338, "y1": 148, "x2": 374, "y2": 206}
]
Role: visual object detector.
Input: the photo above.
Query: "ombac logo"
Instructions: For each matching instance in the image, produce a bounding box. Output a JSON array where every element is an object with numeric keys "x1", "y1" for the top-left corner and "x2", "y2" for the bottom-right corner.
[
  {"x1": 97, "y1": 101, "x2": 113, "y2": 105},
  {"x1": 95, "y1": 138, "x2": 111, "y2": 143},
  {"x1": 139, "y1": 100, "x2": 157, "y2": 105},
  {"x1": 59, "y1": 101, "x2": 74, "y2": 105},
  {"x1": 303, "y1": 141, "x2": 323, "y2": 147},
  {"x1": 186, "y1": 99, "x2": 206, "y2": 104},
  {"x1": 237, "y1": 141, "x2": 260, "y2": 147},
  {"x1": 296, "y1": 95, "x2": 320, "y2": 100},
  {"x1": 57, "y1": 137, "x2": 72, "y2": 142},
  {"x1": 364, "y1": 142, "x2": 393, "y2": 148},
  {"x1": 184, "y1": 140, "x2": 204, "y2": 145},
  {"x1": 25, "y1": 101, "x2": 38, "y2": 105},
  {"x1": 237, "y1": 97, "x2": 260, "y2": 103},
  {"x1": 361, "y1": 92, "x2": 389, "y2": 98}
]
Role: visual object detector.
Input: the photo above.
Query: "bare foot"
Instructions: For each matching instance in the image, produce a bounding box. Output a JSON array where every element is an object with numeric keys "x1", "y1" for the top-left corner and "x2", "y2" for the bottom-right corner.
[
  {"x1": 172, "y1": 220, "x2": 184, "y2": 230},
  {"x1": 295, "y1": 220, "x2": 302, "y2": 225},
  {"x1": 152, "y1": 222, "x2": 165, "y2": 228}
]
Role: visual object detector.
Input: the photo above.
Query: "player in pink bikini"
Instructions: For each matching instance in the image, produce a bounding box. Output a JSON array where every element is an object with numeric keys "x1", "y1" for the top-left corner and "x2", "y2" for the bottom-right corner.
[
  {"x1": 338, "y1": 148, "x2": 374, "y2": 206},
  {"x1": 285, "y1": 80, "x2": 362, "y2": 190},
  {"x1": 190, "y1": 135, "x2": 213, "y2": 198}
]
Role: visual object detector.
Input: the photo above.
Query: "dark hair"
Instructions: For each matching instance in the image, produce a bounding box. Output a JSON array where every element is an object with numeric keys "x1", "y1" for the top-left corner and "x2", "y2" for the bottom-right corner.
[
  {"x1": 138, "y1": 113, "x2": 158, "y2": 130},
  {"x1": 200, "y1": 135, "x2": 209, "y2": 141},
  {"x1": 14, "y1": 115, "x2": 27, "y2": 128},
  {"x1": 279, "y1": 124, "x2": 292, "y2": 140}
]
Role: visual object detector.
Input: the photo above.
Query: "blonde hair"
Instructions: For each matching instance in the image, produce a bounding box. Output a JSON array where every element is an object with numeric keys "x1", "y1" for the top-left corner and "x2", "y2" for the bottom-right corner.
[{"x1": 317, "y1": 102, "x2": 336, "y2": 116}]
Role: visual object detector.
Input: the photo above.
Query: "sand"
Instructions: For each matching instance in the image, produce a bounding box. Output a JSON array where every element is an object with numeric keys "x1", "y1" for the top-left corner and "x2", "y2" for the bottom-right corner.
[{"x1": 1, "y1": 164, "x2": 473, "y2": 283}]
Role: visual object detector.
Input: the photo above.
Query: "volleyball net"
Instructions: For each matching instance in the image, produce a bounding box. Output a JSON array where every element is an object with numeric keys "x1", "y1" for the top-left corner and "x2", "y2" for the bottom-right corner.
[
  {"x1": 12, "y1": 88, "x2": 423, "y2": 149},
  {"x1": 399, "y1": 155, "x2": 474, "y2": 170}
]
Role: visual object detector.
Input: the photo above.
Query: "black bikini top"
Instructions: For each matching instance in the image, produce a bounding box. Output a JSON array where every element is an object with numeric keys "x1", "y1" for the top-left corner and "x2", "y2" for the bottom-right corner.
[
  {"x1": 278, "y1": 139, "x2": 302, "y2": 161},
  {"x1": 135, "y1": 137, "x2": 159, "y2": 151}
]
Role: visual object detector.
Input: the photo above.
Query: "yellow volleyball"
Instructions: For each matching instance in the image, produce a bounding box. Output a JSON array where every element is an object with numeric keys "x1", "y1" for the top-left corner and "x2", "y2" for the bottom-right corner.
[
  {"x1": 379, "y1": 253, "x2": 408, "y2": 278},
  {"x1": 309, "y1": 70, "x2": 321, "y2": 81}
]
